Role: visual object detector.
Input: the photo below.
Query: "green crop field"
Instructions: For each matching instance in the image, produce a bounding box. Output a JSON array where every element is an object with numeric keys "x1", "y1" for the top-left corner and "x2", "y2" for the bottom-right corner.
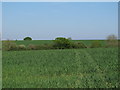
[{"x1": 2, "y1": 47, "x2": 118, "y2": 88}]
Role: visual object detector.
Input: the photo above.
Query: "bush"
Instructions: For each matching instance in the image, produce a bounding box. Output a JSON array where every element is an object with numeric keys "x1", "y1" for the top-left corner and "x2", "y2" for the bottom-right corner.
[
  {"x1": 53, "y1": 37, "x2": 71, "y2": 49},
  {"x1": 105, "y1": 41, "x2": 118, "y2": 48},
  {"x1": 43, "y1": 44, "x2": 54, "y2": 49},
  {"x1": 35, "y1": 45, "x2": 46, "y2": 50},
  {"x1": 90, "y1": 41, "x2": 102, "y2": 48},
  {"x1": 18, "y1": 44, "x2": 26, "y2": 50},
  {"x1": 3, "y1": 40, "x2": 18, "y2": 51},
  {"x1": 70, "y1": 42, "x2": 87, "y2": 49},
  {"x1": 106, "y1": 35, "x2": 118, "y2": 48},
  {"x1": 68, "y1": 37, "x2": 72, "y2": 40},
  {"x1": 27, "y1": 44, "x2": 37, "y2": 50},
  {"x1": 107, "y1": 34, "x2": 117, "y2": 41},
  {"x1": 24, "y1": 37, "x2": 32, "y2": 41},
  {"x1": 36, "y1": 44, "x2": 54, "y2": 50}
]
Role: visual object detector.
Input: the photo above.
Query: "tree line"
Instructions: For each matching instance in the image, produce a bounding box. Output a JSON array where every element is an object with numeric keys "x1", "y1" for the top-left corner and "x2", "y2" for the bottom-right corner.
[{"x1": 3, "y1": 35, "x2": 119, "y2": 51}]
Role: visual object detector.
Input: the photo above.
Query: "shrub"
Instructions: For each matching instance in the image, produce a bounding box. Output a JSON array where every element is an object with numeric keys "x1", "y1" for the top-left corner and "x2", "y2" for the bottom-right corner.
[
  {"x1": 53, "y1": 37, "x2": 71, "y2": 49},
  {"x1": 105, "y1": 41, "x2": 118, "y2": 48},
  {"x1": 35, "y1": 45, "x2": 45, "y2": 50},
  {"x1": 27, "y1": 44, "x2": 37, "y2": 50},
  {"x1": 3, "y1": 40, "x2": 18, "y2": 51},
  {"x1": 43, "y1": 44, "x2": 54, "y2": 49},
  {"x1": 68, "y1": 37, "x2": 72, "y2": 40},
  {"x1": 70, "y1": 42, "x2": 87, "y2": 49},
  {"x1": 24, "y1": 37, "x2": 32, "y2": 41},
  {"x1": 36, "y1": 44, "x2": 54, "y2": 50},
  {"x1": 106, "y1": 35, "x2": 118, "y2": 47},
  {"x1": 90, "y1": 41, "x2": 102, "y2": 48},
  {"x1": 18, "y1": 44, "x2": 26, "y2": 50},
  {"x1": 107, "y1": 34, "x2": 117, "y2": 41}
]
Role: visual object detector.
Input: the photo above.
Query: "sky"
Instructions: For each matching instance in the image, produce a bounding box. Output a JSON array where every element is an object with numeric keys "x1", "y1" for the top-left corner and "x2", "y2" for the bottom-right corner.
[{"x1": 2, "y1": 2, "x2": 118, "y2": 40}]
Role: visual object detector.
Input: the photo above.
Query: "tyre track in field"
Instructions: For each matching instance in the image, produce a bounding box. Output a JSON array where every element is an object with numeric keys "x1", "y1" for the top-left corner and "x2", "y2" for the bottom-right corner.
[{"x1": 74, "y1": 49, "x2": 106, "y2": 88}]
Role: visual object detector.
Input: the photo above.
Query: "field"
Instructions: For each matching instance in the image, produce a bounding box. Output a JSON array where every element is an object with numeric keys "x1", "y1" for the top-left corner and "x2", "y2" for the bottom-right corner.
[{"x1": 2, "y1": 46, "x2": 118, "y2": 88}]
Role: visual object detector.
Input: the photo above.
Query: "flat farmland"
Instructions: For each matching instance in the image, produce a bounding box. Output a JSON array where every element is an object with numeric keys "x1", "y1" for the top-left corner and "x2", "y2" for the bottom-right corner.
[{"x1": 2, "y1": 48, "x2": 118, "y2": 88}]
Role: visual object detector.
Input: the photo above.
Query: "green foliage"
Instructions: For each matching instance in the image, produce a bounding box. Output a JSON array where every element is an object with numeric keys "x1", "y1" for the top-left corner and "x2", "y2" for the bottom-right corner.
[
  {"x1": 14, "y1": 40, "x2": 106, "y2": 48},
  {"x1": 24, "y1": 37, "x2": 32, "y2": 41},
  {"x1": 18, "y1": 44, "x2": 26, "y2": 50},
  {"x1": 105, "y1": 41, "x2": 118, "y2": 48},
  {"x1": 2, "y1": 40, "x2": 113, "y2": 51},
  {"x1": 70, "y1": 42, "x2": 87, "y2": 48},
  {"x1": 27, "y1": 44, "x2": 54, "y2": 50},
  {"x1": 90, "y1": 41, "x2": 102, "y2": 48},
  {"x1": 2, "y1": 40, "x2": 18, "y2": 51},
  {"x1": 14, "y1": 40, "x2": 52, "y2": 46},
  {"x1": 53, "y1": 37, "x2": 71, "y2": 49},
  {"x1": 36, "y1": 44, "x2": 54, "y2": 50},
  {"x1": 3, "y1": 48, "x2": 118, "y2": 88},
  {"x1": 27, "y1": 44, "x2": 37, "y2": 50}
]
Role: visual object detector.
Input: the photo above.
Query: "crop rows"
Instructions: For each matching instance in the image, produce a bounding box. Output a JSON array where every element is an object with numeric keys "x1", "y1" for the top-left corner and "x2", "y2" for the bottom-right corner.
[{"x1": 2, "y1": 48, "x2": 118, "y2": 88}]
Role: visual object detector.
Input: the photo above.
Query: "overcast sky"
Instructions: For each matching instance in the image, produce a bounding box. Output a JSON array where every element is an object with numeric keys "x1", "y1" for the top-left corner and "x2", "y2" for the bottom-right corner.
[{"x1": 2, "y1": 2, "x2": 118, "y2": 40}]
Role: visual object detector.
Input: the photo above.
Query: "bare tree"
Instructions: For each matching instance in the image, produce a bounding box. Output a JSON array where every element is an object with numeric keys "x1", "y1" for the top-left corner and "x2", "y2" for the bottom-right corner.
[
  {"x1": 107, "y1": 34, "x2": 117, "y2": 41},
  {"x1": 68, "y1": 37, "x2": 72, "y2": 40},
  {"x1": 106, "y1": 34, "x2": 118, "y2": 47}
]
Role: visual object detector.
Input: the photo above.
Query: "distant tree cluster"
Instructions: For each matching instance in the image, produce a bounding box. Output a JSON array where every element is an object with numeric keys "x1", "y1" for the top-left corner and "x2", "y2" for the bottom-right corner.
[{"x1": 24, "y1": 37, "x2": 32, "y2": 41}]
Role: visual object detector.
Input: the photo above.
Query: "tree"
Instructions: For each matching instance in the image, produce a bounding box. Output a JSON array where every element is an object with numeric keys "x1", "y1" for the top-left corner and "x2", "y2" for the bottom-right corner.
[
  {"x1": 106, "y1": 34, "x2": 118, "y2": 47},
  {"x1": 68, "y1": 37, "x2": 72, "y2": 40},
  {"x1": 23, "y1": 37, "x2": 32, "y2": 41},
  {"x1": 53, "y1": 37, "x2": 71, "y2": 49},
  {"x1": 107, "y1": 34, "x2": 117, "y2": 41}
]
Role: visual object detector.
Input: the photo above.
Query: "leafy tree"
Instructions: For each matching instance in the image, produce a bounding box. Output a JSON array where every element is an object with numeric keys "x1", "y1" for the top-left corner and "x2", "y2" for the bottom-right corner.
[
  {"x1": 24, "y1": 37, "x2": 32, "y2": 41},
  {"x1": 53, "y1": 37, "x2": 71, "y2": 49}
]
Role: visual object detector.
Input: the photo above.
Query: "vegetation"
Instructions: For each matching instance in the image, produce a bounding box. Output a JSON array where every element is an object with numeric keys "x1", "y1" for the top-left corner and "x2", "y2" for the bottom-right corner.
[
  {"x1": 2, "y1": 39, "x2": 119, "y2": 51},
  {"x1": 2, "y1": 35, "x2": 119, "y2": 88},
  {"x1": 14, "y1": 40, "x2": 105, "y2": 46},
  {"x1": 70, "y1": 42, "x2": 87, "y2": 48},
  {"x1": 106, "y1": 34, "x2": 118, "y2": 47},
  {"x1": 27, "y1": 44, "x2": 37, "y2": 50},
  {"x1": 53, "y1": 37, "x2": 71, "y2": 49},
  {"x1": 3, "y1": 48, "x2": 118, "y2": 88},
  {"x1": 23, "y1": 37, "x2": 32, "y2": 41},
  {"x1": 2, "y1": 40, "x2": 18, "y2": 51},
  {"x1": 90, "y1": 41, "x2": 102, "y2": 48},
  {"x1": 18, "y1": 45, "x2": 26, "y2": 50},
  {"x1": 68, "y1": 37, "x2": 72, "y2": 40}
]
